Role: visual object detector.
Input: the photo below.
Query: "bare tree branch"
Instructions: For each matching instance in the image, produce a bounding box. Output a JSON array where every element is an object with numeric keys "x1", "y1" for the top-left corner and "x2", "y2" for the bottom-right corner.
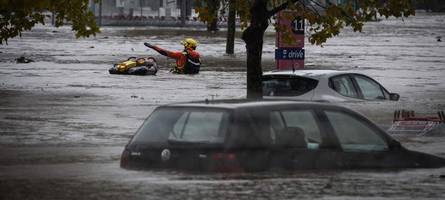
[
  {"x1": 308, "y1": 0, "x2": 355, "y2": 22},
  {"x1": 306, "y1": 0, "x2": 323, "y2": 18},
  {"x1": 267, "y1": 0, "x2": 301, "y2": 17},
  {"x1": 307, "y1": 0, "x2": 327, "y2": 10}
]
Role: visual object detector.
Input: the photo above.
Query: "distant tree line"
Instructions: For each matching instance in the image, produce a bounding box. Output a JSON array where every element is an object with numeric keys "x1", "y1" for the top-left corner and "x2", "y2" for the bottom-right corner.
[{"x1": 413, "y1": 0, "x2": 445, "y2": 12}]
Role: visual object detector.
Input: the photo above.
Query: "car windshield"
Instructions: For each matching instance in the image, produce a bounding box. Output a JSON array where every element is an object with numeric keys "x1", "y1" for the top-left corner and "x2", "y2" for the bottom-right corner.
[
  {"x1": 130, "y1": 108, "x2": 229, "y2": 146},
  {"x1": 262, "y1": 75, "x2": 318, "y2": 96}
]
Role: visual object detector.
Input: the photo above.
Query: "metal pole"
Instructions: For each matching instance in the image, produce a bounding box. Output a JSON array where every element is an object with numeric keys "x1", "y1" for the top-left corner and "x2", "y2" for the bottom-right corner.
[
  {"x1": 140, "y1": 0, "x2": 143, "y2": 17},
  {"x1": 98, "y1": 0, "x2": 103, "y2": 26},
  {"x1": 225, "y1": 0, "x2": 236, "y2": 54},
  {"x1": 181, "y1": 0, "x2": 186, "y2": 25},
  {"x1": 51, "y1": 12, "x2": 55, "y2": 26}
]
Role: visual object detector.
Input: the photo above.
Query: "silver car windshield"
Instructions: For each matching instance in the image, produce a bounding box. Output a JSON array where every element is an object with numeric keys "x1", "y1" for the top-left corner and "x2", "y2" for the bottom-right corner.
[{"x1": 130, "y1": 108, "x2": 229, "y2": 145}]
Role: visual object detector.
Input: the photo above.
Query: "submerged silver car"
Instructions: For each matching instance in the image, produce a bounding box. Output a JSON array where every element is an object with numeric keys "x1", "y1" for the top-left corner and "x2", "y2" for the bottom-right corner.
[{"x1": 262, "y1": 70, "x2": 400, "y2": 102}]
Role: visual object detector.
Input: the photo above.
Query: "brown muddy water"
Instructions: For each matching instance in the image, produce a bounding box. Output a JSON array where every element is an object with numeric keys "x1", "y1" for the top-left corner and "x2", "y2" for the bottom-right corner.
[{"x1": 1, "y1": 12, "x2": 445, "y2": 199}]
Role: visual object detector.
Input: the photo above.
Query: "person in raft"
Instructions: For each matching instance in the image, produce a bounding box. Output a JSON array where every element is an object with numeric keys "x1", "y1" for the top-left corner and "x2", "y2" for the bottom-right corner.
[{"x1": 144, "y1": 38, "x2": 201, "y2": 74}]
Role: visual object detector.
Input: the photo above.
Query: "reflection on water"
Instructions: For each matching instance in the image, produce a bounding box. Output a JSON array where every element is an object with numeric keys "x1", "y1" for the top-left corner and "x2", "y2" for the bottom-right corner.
[{"x1": 2, "y1": 162, "x2": 445, "y2": 199}]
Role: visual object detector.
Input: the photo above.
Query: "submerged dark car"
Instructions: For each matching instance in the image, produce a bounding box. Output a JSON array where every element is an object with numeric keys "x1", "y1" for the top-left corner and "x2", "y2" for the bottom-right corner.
[{"x1": 121, "y1": 100, "x2": 445, "y2": 172}]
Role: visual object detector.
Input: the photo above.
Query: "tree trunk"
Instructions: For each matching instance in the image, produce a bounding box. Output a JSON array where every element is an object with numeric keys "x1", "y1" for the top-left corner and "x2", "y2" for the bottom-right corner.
[
  {"x1": 207, "y1": 0, "x2": 219, "y2": 32},
  {"x1": 207, "y1": 19, "x2": 218, "y2": 32},
  {"x1": 180, "y1": 0, "x2": 187, "y2": 26},
  {"x1": 225, "y1": 0, "x2": 236, "y2": 54},
  {"x1": 242, "y1": 0, "x2": 269, "y2": 99},
  {"x1": 98, "y1": 0, "x2": 102, "y2": 26}
]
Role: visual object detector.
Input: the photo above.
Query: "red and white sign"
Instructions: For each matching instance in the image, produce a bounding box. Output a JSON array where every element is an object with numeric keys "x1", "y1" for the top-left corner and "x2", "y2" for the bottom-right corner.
[{"x1": 276, "y1": 11, "x2": 305, "y2": 70}]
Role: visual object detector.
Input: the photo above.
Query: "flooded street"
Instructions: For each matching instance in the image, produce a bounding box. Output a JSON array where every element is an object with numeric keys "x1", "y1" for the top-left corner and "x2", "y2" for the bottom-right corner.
[{"x1": 1, "y1": 12, "x2": 445, "y2": 199}]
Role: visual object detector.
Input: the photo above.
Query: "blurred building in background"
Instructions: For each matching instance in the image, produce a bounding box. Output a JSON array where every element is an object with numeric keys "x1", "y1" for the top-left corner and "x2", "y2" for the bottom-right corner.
[
  {"x1": 89, "y1": 0, "x2": 195, "y2": 19},
  {"x1": 86, "y1": 0, "x2": 444, "y2": 26},
  {"x1": 87, "y1": 0, "x2": 198, "y2": 26}
]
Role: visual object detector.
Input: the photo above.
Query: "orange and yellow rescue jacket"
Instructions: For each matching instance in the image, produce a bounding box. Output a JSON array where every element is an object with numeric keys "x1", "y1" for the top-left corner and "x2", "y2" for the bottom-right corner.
[{"x1": 150, "y1": 46, "x2": 200, "y2": 71}]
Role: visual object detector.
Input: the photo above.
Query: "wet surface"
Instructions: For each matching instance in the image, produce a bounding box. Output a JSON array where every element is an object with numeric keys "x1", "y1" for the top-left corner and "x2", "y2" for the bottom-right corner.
[
  {"x1": 1, "y1": 163, "x2": 445, "y2": 200},
  {"x1": 1, "y1": 12, "x2": 445, "y2": 199}
]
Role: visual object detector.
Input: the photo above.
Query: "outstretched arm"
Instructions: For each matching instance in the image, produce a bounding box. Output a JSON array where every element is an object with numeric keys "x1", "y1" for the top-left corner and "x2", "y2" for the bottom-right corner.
[{"x1": 144, "y1": 42, "x2": 182, "y2": 59}]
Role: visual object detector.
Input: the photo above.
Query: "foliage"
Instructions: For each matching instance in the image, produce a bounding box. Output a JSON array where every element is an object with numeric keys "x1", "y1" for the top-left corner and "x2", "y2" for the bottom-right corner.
[
  {"x1": 194, "y1": 0, "x2": 414, "y2": 99},
  {"x1": 193, "y1": 0, "x2": 251, "y2": 28},
  {"x1": 0, "y1": 0, "x2": 100, "y2": 44},
  {"x1": 194, "y1": 0, "x2": 414, "y2": 46},
  {"x1": 300, "y1": 0, "x2": 414, "y2": 45}
]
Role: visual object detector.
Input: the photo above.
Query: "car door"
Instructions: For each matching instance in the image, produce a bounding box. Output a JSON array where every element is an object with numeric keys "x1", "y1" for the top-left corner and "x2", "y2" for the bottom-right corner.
[
  {"x1": 351, "y1": 74, "x2": 390, "y2": 100},
  {"x1": 230, "y1": 108, "x2": 323, "y2": 171},
  {"x1": 266, "y1": 109, "x2": 343, "y2": 169},
  {"x1": 321, "y1": 109, "x2": 400, "y2": 168},
  {"x1": 328, "y1": 74, "x2": 362, "y2": 101}
]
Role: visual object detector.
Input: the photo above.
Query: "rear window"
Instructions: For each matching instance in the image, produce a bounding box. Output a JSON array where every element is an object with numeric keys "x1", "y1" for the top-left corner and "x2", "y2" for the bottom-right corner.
[
  {"x1": 130, "y1": 108, "x2": 229, "y2": 145},
  {"x1": 262, "y1": 75, "x2": 318, "y2": 96}
]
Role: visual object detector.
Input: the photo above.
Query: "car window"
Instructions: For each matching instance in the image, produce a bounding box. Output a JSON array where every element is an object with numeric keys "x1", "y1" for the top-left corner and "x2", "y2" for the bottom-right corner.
[
  {"x1": 130, "y1": 108, "x2": 228, "y2": 145},
  {"x1": 330, "y1": 75, "x2": 358, "y2": 98},
  {"x1": 232, "y1": 111, "x2": 269, "y2": 148},
  {"x1": 354, "y1": 75, "x2": 386, "y2": 100},
  {"x1": 325, "y1": 111, "x2": 388, "y2": 152},
  {"x1": 262, "y1": 76, "x2": 318, "y2": 96},
  {"x1": 270, "y1": 110, "x2": 321, "y2": 149},
  {"x1": 172, "y1": 112, "x2": 188, "y2": 138},
  {"x1": 179, "y1": 111, "x2": 227, "y2": 142}
]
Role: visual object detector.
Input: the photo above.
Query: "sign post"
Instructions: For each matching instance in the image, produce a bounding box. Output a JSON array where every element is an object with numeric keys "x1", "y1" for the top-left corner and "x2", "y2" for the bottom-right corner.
[{"x1": 276, "y1": 11, "x2": 305, "y2": 70}]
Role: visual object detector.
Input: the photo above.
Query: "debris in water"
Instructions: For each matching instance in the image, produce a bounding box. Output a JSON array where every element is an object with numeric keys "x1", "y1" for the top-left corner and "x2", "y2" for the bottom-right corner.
[
  {"x1": 323, "y1": 182, "x2": 333, "y2": 189},
  {"x1": 437, "y1": 36, "x2": 442, "y2": 42},
  {"x1": 16, "y1": 56, "x2": 34, "y2": 63},
  {"x1": 388, "y1": 110, "x2": 445, "y2": 136}
]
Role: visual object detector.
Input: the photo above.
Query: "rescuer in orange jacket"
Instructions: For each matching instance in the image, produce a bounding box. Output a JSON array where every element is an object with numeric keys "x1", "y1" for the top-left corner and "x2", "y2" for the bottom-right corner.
[{"x1": 144, "y1": 38, "x2": 201, "y2": 74}]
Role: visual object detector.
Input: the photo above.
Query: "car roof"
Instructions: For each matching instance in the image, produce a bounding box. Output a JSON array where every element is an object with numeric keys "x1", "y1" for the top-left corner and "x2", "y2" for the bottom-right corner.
[
  {"x1": 160, "y1": 99, "x2": 345, "y2": 111},
  {"x1": 263, "y1": 70, "x2": 351, "y2": 79}
]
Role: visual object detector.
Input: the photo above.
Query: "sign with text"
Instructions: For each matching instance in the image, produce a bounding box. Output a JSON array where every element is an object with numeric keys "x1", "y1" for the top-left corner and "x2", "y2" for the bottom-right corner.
[
  {"x1": 276, "y1": 11, "x2": 304, "y2": 48},
  {"x1": 276, "y1": 10, "x2": 304, "y2": 70},
  {"x1": 291, "y1": 17, "x2": 305, "y2": 35},
  {"x1": 275, "y1": 48, "x2": 305, "y2": 60}
]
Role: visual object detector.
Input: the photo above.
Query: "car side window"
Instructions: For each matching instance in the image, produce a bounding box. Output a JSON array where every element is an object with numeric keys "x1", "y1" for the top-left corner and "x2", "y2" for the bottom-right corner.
[
  {"x1": 325, "y1": 111, "x2": 388, "y2": 152},
  {"x1": 172, "y1": 112, "x2": 188, "y2": 138},
  {"x1": 354, "y1": 75, "x2": 386, "y2": 100},
  {"x1": 330, "y1": 75, "x2": 359, "y2": 98},
  {"x1": 270, "y1": 110, "x2": 321, "y2": 149},
  {"x1": 171, "y1": 111, "x2": 227, "y2": 143}
]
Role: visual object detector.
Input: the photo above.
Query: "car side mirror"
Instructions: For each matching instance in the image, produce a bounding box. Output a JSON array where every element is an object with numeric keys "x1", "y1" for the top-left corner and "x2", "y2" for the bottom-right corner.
[{"x1": 389, "y1": 93, "x2": 400, "y2": 101}]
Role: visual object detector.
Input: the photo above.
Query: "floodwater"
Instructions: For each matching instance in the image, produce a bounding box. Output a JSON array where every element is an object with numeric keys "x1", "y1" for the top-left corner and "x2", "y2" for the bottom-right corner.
[{"x1": 1, "y1": 12, "x2": 445, "y2": 199}]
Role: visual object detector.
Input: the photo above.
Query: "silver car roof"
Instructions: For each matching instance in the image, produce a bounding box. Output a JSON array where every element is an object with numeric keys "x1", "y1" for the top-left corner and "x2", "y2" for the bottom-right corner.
[{"x1": 262, "y1": 70, "x2": 351, "y2": 80}]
